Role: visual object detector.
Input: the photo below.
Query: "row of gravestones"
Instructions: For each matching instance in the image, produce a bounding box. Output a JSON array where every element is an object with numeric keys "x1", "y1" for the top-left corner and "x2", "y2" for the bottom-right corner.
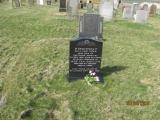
[
  {"x1": 12, "y1": 0, "x2": 57, "y2": 8},
  {"x1": 60, "y1": 0, "x2": 121, "y2": 21},
  {"x1": 59, "y1": 0, "x2": 94, "y2": 15},
  {"x1": 122, "y1": 3, "x2": 159, "y2": 23}
]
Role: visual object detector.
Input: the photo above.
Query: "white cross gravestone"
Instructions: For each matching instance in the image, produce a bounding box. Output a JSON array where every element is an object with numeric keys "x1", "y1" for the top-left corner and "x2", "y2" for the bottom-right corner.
[
  {"x1": 134, "y1": 10, "x2": 148, "y2": 23},
  {"x1": 123, "y1": 6, "x2": 132, "y2": 19},
  {"x1": 99, "y1": 1, "x2": 113, "y2": 21}
]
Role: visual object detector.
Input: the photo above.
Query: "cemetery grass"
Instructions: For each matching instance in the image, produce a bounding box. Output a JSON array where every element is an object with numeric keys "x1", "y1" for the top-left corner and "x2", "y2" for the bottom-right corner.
[{"x1": 0, "y1": 4, "x2": 160, "y2": 120}]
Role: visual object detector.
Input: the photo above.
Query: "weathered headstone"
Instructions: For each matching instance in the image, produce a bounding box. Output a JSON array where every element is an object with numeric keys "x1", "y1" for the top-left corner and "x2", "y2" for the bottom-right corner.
[
  {"x1": 69, "y1": 38, "x2": 103, "y2": 79},
  {"x1": 67, "y1": 0, "x2": 79, "y2": 16},
  {"x1": 59, "y1": 0, "x2": 66, "y2": 12},
  {"x1": 149, "y1": 4, "x2": 157, "y2": 17},
  {"x1": 69, "y1": 14, "x2": 103, "y2": 80},
  {"x1": 142, "y1": 4, "x2": 149, "y2": 11},
  {"x1": 99, "y1": 1, "x2": 113, "y2": 21},
  {"x1": 123, "y1": 6, "x2": 132, "y2": 19},
  {"x1": 134, "y1": 10, "x2": 148, "y2": 23},
  {"x1": 47, "y1": 0, "x2": 51, "y2": 5},
  {"x1": 79, "y1": 14, "x2": 103, "y2": 39},
  {"x1": 131, "y1": 3, "x2": 139, "y2": 17}
]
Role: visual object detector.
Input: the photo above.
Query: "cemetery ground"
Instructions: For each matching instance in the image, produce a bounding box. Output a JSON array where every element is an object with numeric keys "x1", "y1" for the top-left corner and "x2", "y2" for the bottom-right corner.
[{"x1": 0, "y1": 3, "x2": 160, "y2": 120}]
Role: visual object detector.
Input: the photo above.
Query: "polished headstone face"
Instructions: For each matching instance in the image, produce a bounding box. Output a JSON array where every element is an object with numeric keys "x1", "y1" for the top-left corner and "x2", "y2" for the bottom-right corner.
[
  {"x1": 69, "y1": 38, "x2": 103, "y2": 79},
  {"x1": 79, "y1": 14, "x2": 103, "y2": 39}
]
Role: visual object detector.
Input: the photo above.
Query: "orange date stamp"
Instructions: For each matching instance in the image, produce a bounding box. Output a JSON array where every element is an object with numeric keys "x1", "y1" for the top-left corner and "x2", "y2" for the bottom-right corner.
[{"x1": 126, "y1": 100, "x2": 150, "y2": 106}]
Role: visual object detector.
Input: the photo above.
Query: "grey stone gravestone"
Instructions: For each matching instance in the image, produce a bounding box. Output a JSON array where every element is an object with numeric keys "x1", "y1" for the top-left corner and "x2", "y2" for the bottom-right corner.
[
  {"x1": 67, "y1": 0, "x2": 79, "y2": 16},
  {"x1": 131, "y1": 3, "x2": 139, "y2": 17},
  {"x1": 134, "y1": 10, "x2": 148, "y2": 23},
  {"x1": 142, "y1": 4, "x2": 149, "y2": 11},
  {"x1": 79, "y1": 14, "x2": 103, "y2": 39},
  {"x1": 123, "y1": 6, "x2": 132, "y2": 19},
  {"x1": 69, "y1": 14, "x2": 103, "y2": 80},
  {"x1": 99, "y1": 1, "x2": 113, "y2": 21},
  {"x1": 59, "y1": 0, "x2": 66, "y2": 12}
]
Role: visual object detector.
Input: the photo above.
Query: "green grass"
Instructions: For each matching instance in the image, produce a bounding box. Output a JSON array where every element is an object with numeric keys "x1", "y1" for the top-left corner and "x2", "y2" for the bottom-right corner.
[{"x1": 0, "y1": 3, "x2": 160, "y2": 120}]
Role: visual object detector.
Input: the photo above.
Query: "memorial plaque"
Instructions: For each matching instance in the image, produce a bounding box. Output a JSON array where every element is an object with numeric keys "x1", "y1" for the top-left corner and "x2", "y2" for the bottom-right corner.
[
  {"x1": 59, "y1": 0, "x2": 66, "y2": 12},
  {"x1": 69, "y1": 38, "x2": 103, "y2": 80}
]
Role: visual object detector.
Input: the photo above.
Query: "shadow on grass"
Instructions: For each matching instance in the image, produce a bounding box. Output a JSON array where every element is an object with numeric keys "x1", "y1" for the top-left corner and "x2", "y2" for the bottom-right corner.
[{"x1": 101, "y1": 65, "x2": 128, "y2": 77}]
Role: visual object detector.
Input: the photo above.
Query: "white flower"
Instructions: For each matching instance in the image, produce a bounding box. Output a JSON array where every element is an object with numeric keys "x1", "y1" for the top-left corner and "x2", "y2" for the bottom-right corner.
[
  {"x1": 95, "y1": 76, "x2": 100, "y2": 82},
  {"x1": 89, "y1": 70, "x2": 92, "y2": 74},
  {"x1": 92, "y1": 72, "x2": 96, "y2": 76}
]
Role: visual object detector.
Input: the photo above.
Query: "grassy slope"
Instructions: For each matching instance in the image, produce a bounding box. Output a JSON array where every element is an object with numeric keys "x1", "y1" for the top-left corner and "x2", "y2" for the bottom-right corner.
[{"x1": 0, "y1": 3, "x2": 160, "y2": 120}]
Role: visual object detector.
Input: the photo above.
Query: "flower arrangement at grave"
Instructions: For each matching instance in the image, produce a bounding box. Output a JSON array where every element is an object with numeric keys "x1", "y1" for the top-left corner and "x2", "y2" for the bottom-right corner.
[{"x1": 84, "y1": 69, "x2": 100, "y2": 86}]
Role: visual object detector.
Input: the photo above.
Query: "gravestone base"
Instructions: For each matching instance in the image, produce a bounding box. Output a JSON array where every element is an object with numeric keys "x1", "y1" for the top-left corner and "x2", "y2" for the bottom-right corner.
[
  {"x1": 59, "y1": 8, "x2": 66, "y2": 12},
  {"x1": 69, "y1": 37, "x2": 103, "y2": 80}
]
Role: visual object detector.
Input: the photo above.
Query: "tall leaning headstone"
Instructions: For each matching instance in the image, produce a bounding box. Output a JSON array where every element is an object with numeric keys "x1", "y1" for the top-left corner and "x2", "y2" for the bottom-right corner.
[
  {"x1": 59, "y1": 0, "x2": 66, "y2": 12},
  {"x1": 69, "y1": 14, "x2": 103, "y2": 80}
]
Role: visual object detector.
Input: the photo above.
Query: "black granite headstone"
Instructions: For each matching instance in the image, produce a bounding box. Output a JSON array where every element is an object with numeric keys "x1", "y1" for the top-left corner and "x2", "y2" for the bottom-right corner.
[
  {"x1": 69, "y1": 37, "x2": 103, "y2": 80},
  {"x1": 59, "y1": 0, "x2": 66, "y2": 12}
]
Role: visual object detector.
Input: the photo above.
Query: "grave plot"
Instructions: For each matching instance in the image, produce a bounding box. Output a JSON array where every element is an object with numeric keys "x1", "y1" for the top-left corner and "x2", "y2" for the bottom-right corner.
[{"x1": 69, "y1": 14, "x2": 103, "y2": 80}]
